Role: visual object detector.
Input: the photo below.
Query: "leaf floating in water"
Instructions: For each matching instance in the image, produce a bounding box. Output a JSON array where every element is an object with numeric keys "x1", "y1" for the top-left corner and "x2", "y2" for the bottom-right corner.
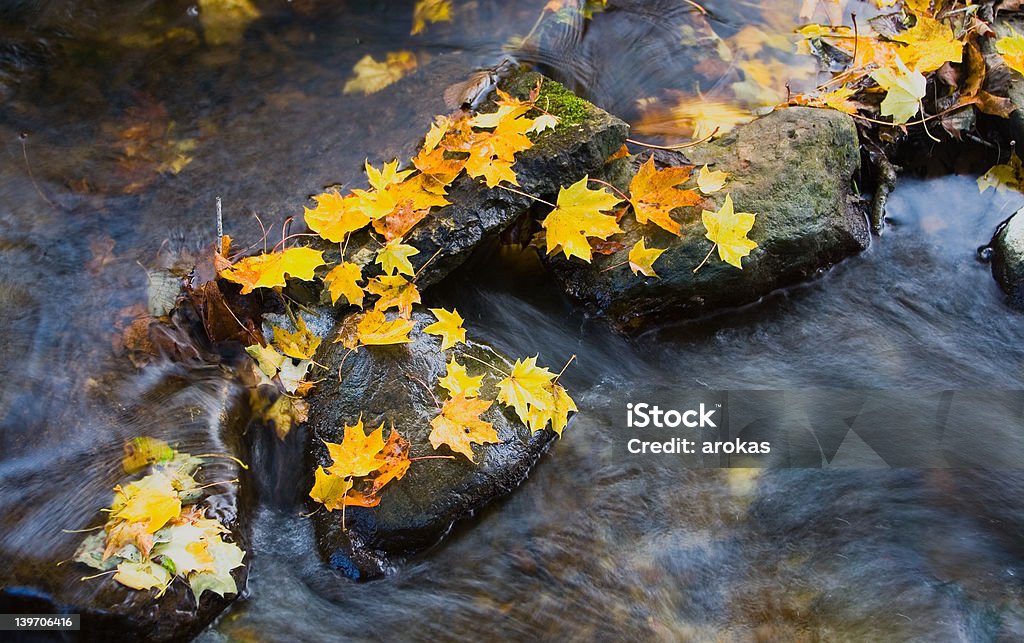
[
  {"x1": 411, "y1": 0, "x2": 453, "y2": 35},
  {"x1": 343, "y1": 52, "x2": 418, "y2": 95},
  {"x1": 198, "y1": 0, "x2": 261, "y2": 46}
]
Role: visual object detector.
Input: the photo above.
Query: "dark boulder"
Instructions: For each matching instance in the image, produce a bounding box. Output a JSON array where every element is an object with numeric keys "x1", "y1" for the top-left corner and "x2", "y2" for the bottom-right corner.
[
  {"x1": 547, "y1": 107, "x2": 871, "y2": 332},
  {"x1": 992, "y1": 208, "x2": 1024, "y2": 309},
  {"x1": 305, "y1": 312, "x2": 557, "y2": 579}
]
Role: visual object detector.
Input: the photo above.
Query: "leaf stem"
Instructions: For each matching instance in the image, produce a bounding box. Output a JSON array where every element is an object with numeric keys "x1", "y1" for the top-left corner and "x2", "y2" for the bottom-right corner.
[
  {"x1": 192, "y1": 453, "x2": 250, "y2": 470},
  {"x1": 586, "y1": 177, "x2": 630, "y2": 203},
  {"x1": 461, "y1": 351, "x2": 511, "y2": 377},
  {"x1": 625, "y1": 128, "x2": 718, "y2": 150},
  {"x1": 693, "y1": 243, "x2": 716, "y2": 274},
  {"x1": 554, "y1": 354, "x2": 576, "y2": 383},
  {"x1": 495, "y1": 184, "x2": 556, "y2": 208}
]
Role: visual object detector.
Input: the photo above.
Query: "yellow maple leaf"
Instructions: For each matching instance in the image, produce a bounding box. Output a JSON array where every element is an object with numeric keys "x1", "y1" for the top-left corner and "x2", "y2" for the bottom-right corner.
[
  {"x1": 462, "y1": 94, "x2": 540, "y2": 187},
  {"x1": 438, "y1": 357, "x2": 483, "y2": 398},
  {"x1": 353, "y1": 310, "x2": 415, "y2": 346},
  {"x1": 376, "y1": 241, "x2": 419, "y2": 276},
  {"x1": 542, "y1": 176, "x2": 623, "y2": 262},
  {"x1": 273, "y1": 317, "x2": 320, "y2": 360},
  {"x1": 309, "y1": 466, "x2": 354, "y2": 512},
  {"x1": 496, "y1": 356, "x2": 556, "y2": 423},
  {"x1": 323, "y1": 262, "x2": 365, "y2": 307},
  {"x1": 411, "y1": 0, "x2": 452, "y2": 35},
  {"x1": 628, "y1": 156, "x2": 701, "y2": 235},
  {"x1": 892, "y1": 14, "x2": 962, "y2": 73},
  {"x1": 429, "y1": 394, "x2": 500, "y2": 461},
  {"x1": 198, "y1": 0, "x2": 260, "y2": 46},
  {"x1": 701, "y1": 194, "x2": 758, "y2": 269},
  {"x1": 870, "y1": 55, "x2": 926, "y2": 125},
  {"x1": 524, "y1": 382, "x2": 577, "y2": 437},
  {"x1": 423, "y1": 307, "x2": 466, "y2": 350},
  {"x1": 303, "y1": 191, "x2": 372, "y2": 243},
  {"x1": 978, "y1": 151, "x2": 1024, "y2": 194},
  {"x1": 220, "y1": 247, "x2": 325, "y2": 295},
  {"x1": 112, "y1": 473, "x2": 181, "y2": 534},
  {"x1": 697, "y1": 165, "x2": 729, "y2": 194},
  {"x1": 114, "y1": 561, "x2": 171, "y2": 591},
  {"x1": 367, "y1": 274, "x2": 421, "y2": 318},
  {"x1": 996, "y1": 29, "x2": 1024, "y2": 77},
  {"x1": 628, "y1": 238, "x2": 666, "y2": 277},
  {"x1": 324, "y1": 419, "x2": 388, "y2": 478},
  {"x1": 343, "y1": 51, "x2": 418, "y2": 95},
  {"x1": 366, "y1": 159, "x2": 415, "y2": 191}
]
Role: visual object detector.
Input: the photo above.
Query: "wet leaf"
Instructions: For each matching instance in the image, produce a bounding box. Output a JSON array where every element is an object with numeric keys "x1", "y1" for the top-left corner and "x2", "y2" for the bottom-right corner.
[
  {"x1": 122, "y1": 437, "x2": 175, "y2": 474},
  {"x1": 114, "y1": 561, "x2": 171, "y2": 591},
  {"x1": 696, "y1": 165, "x2": 729, "y2": 195},
  {"x1": 324, "y1": 419, "x2": 388, "y2": 478},
  {"x1": 978, "y1": 151, "x2": 1024, "y2": 194},
  {"x1": 628, "y1": 156, "x2": 701, "y2": 235},
  {"x1": 367, "y1": 274, "x2": 421, "y2": 318},
  {"x1": 870, "y1": 56, "x2": 926, "y2": 125},
  {"x1": 438, "y1": 357, "x2": 484, "y2": 398},
  {"x1": 343, "y1": 51, "x2": 418, "y2": 95},
  {"x1": 273, "y1": 317, "x2": 321, "y2": 360},
  {"x1": 496, "y1": 356, "x2": 556, "y2": 422},
  {"x1": 350, "y1": 310, "x2": 415, "y2": 346},
  {"x1": 542, "y1": 176, "x2": 623, "y2": 262},
  {"x1": 199, "y1": 0, "x2": 260, "y2": 46},
  {"x1": 411, "y1": 0, "x2": 452, "y2": 35},
  {"x1": 376, "y1": 241, "x2": 419, "y2": 276},
  {"x1": 304, "y1": 191, "x2": 372, "y2": 243},
  {"x1": 701, "y1": 194, "x2": 758, "y2": 269},
  {"x1": 524, "y1": 382, "x2": 577, "y2": 436},
  {"x1": 423, "y1": 307, "x2": 466, "y2": 350},
  {"x1": 627, "y1": 238, "x2": 666, "y2": 277},
  {"x1": 429, "y1": 394, "x2": 500, "y2": 461},
  {"x1": 220, "y1": 247, "x2": 325, "y2": 294},
  {"x1": 323, "y1": 262, "x2": 365, "y2": 307}
]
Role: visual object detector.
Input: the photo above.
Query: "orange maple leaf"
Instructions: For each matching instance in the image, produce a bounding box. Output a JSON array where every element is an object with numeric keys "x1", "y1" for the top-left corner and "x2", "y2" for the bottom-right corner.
[
  {"x1": 429, "y1": 393, "x2": 500, "y2": 461},
  {"x1": 220, "y1": 247, "x2": 325, "y2": 294},
  {"x1": 628, "y1": 156, "x2": 702, "y2": 236}
]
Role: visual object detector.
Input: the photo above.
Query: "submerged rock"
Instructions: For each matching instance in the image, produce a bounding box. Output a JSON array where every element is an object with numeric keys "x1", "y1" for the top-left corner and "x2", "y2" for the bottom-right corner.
[
  {"x1": 0, "y1": 372, "x2": 252, "y2": 643},
  {"x1": 547, "y1": 107, "x2": 871, "y2": 332},
  {"x1": 305, "y1": 312, "x2": 557, "y2": 579},
  {"x1": 991, "y1": 209, "x2": 1024, "y2": 309}
]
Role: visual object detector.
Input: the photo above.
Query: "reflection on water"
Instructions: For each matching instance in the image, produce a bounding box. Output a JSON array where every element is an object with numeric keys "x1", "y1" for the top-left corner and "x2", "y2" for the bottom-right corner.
[{"x1": 0, "y1": 1, "x2": 1023, "y2": 640}]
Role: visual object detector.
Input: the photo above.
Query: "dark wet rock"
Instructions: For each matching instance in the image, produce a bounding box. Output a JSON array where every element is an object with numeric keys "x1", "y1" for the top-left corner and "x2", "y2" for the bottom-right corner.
[
  {"x1": 546, "y1": 107, "x2": 871, "y2": 333},
  {"x1": 992, "y1": 208, "x2": 1024, "y2": 309},
  {"x1": 0, "y1": 372, "x2": 253, "y2": 643},
  {"x1": 321, "y1": 71, "x2": 629, "y2": 292},
  {"x1": 988, "y1": 17, "x2": 1024, "y2": 143},
  {"x1": 305, "y1": 312, "x2": 557, "y2": 579}
]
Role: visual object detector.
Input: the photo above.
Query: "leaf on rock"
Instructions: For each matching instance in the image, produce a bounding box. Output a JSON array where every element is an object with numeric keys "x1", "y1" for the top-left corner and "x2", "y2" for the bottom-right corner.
[
  {"x1": 628, "y1": 156, "x2": 701, "y2": 235},
  {"x1": 112, "y1": 473, "x2": 181, "y2": 534},
  {"x1": 524, "y1": 382, "x2": 577, "y2": 436},
  {"x1": 220, "y1": 247, "x2": 325, "y2": 294},
  {"x1": 628, "y1": 238, "x2": 666, "y2": 277},
  {"x1": 438, "y1": 357, "x2": 484, "y2": 398},
  {"x1": 273, "y1": 317, "x2": 321, "y2": 360},
  {"x1": 892, "y1": 14, "x2": 963, "y2": 73},
  {"x1": 367, "y1": 274, "x2": 421, "y2": 318},
  {"x1": 496, "y1": 356, "x2": 556, "y2": 423},
  {"x1": 375, "y1": 241, "x2": 419, "y2": 276},
  {"x1": 323, "y1": 262, "x2": 365, "y2": 307},
  {"x1": 347, "y1": 310, "x2": 415, "y2": 346},
  {"x1": 542, "y1": 176, "x2": 623, "y2": 262},
  {"x1": 997, "y1": 29, "x2": 1024, "y2": 77},
  {"x1": 187, "y1": 538, "x2": 244, "y2": 601},
  {"x1": 324, "y1": 419, "x2": 388, "y2": 478},
  {"x1": 978, "y1": 151, "x2": 1024, "y2": 193},
  {"x1": 303, "y1": 191, "x2": 372, "y2": 243},
  {"x1": 697, "y1": 165, "x2": 729, "y2": 194},
  {"x1": 429, "y1": 394, "x2": 500, "y2": 461},
  {"x1": 309, "y1": 466, "x2": 354, "y2": 512},
  {"x1": 701, "y1": 194, "x2": 758, "y2": 269},
  {"x1": 114, "y1": 561, "x2": 171, "y2": 592},
  {"x1": 423, "y1": 307, "x2": 466, "y2": 350}
]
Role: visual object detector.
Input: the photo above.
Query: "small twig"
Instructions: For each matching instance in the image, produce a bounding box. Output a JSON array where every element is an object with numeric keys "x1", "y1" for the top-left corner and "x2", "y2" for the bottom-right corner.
[
  {"x1": 461, "y1": 352, "x2": 511, "y2": 377},
  {"x1": 683, "y1": 0, "x2": 707, "y2": 14},
  {"x1": 192, "y1": 453, "x2": 249, "y2": 470},
  {"x1": 412, "y1": 247, "x2": 445, "y2": 283},
  {"x1": 625, "y1": 128, "x2": 718, "y2": 150},
  {"x1": 692, "y1": 243, "x2": 716, "y2": 273},
  {"x1": 409, "y1": 455, "x2": 457, "y2": 461},
  {"x1": 61, "y1": 525, "x2": 105, "y2": 533},
  {"x1": 20, "y1": 133, "x2": 56, "y2": 208},
  {"x1": 586, "y1": 177, "x2": 630, "y2": 203},
  {"x1": 406, "y1": 373, "x2": 442, "y2": 410},
  {"x1": 193, "y1": 479, "x2": 239, "y2": 491},
  {"x1": 495, "y1": 183, "x2": 556, "y2": 208},
  {"x1": 216, "y1": 197, "x2": 224, "y2": 243},
  {"x1": 600, "y1": 259, "x2": 628, "y2": 273}
]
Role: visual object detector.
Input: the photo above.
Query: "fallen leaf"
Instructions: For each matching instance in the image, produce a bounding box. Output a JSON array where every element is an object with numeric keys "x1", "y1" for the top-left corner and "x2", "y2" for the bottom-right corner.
[
  {"x1": 870, "y1": 55, "x2": 926, "y2": 125},
  {"x1": 324, "y1": 419, "x2": 388, "y2": 478},
  {"x1": 304, "y1": 191, "x2": 372, "y2": 243},
  {"x1": 423, "y1": 307, "x2": 466, "y2": 350},
  {"x1": 343, "y1": 51, "x2": 418, "y2": 95},
  {"x1": 352, "y1": 310, "x2": 415, "y2": 346},
  {"x1": 697, "y1": 165, "x2": 729, "y2": 194},
  {"x1": 701, "y1": 194, "x2": 758, "y2": 269},
  {"x1": 524, "y1": 382, "x2": 577, "y2": 436},
  {"x1": 220, "y1": 247, "x2": 325, "y2": 294},
  {"x1": 122, "y1": 437, "x2": 175, "y2": 474},
  {"x1": 323, "y1": 262, "x2": 365, "y2": 307},
  {"x1": 429, "y1": 394, "x2": 500, "y2": 461},
  {"x1": 367, "y1": 274, "x2": 421, "y2": 318},
  {"x1": 273, "y1": 317, "x2": 321, "y2": 360},
  {"x1": 628, "y1": 156, "x2": 701, "y2": 235},
  {"x1": 542, "y1": 176, "x2": 623, "y2": 262},
  {"x1": 376, "y1": 241, "x2": 419, "y2": 276},
  {"x1": 438, "y1": 357, "x2": 484, "y2": 398},
  {"x1": 978, "y1": 151, "x2": 1024, "y2": 193},
  {"x1": 628, "y1": 238, "x2": 666, "y2": 277},
  {"x1": 114, "y1": 561, "x2": 171, "y2": 591},
  {"x1": 411, "y1": 0, "x2": 452, "y2": 35},
  {"x1": 496, "y1": 356, "x2": 556, "y2": 423}
]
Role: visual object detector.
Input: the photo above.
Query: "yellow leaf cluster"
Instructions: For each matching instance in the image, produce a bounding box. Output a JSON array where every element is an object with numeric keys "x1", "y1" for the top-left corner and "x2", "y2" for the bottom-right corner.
[{"x1": 312, "y1": 420, "x2": 411, "y2": 510}]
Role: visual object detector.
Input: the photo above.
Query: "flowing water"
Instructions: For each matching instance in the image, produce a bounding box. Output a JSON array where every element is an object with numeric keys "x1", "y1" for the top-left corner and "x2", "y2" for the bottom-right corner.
[{"x1": 2, "y1": 1, "x2": 1024, "y2": 640}]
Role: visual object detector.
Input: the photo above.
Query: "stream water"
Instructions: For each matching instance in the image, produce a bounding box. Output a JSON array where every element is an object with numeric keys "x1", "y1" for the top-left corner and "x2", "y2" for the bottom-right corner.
[{"x1": 2, "y1": 0, "x2": 1024, "y2": 640}]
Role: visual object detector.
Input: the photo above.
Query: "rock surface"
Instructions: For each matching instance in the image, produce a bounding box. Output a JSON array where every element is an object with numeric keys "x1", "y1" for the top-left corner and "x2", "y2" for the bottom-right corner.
[
  {"x1": 0, "y1": 373, "x2": 252, "y2": 643},
  {"x1": 547, "y1": 107, "x2": 871, "y2": 332},
  {"x1": 326, "y1": 71, "x2": 629, "y2": 292},
  {"x1": 305, "y1": 312, "x2": 557, "y2": 579},
  {"x1": 992, "y1": 208, "x2": 1024, "y2": 309}
]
